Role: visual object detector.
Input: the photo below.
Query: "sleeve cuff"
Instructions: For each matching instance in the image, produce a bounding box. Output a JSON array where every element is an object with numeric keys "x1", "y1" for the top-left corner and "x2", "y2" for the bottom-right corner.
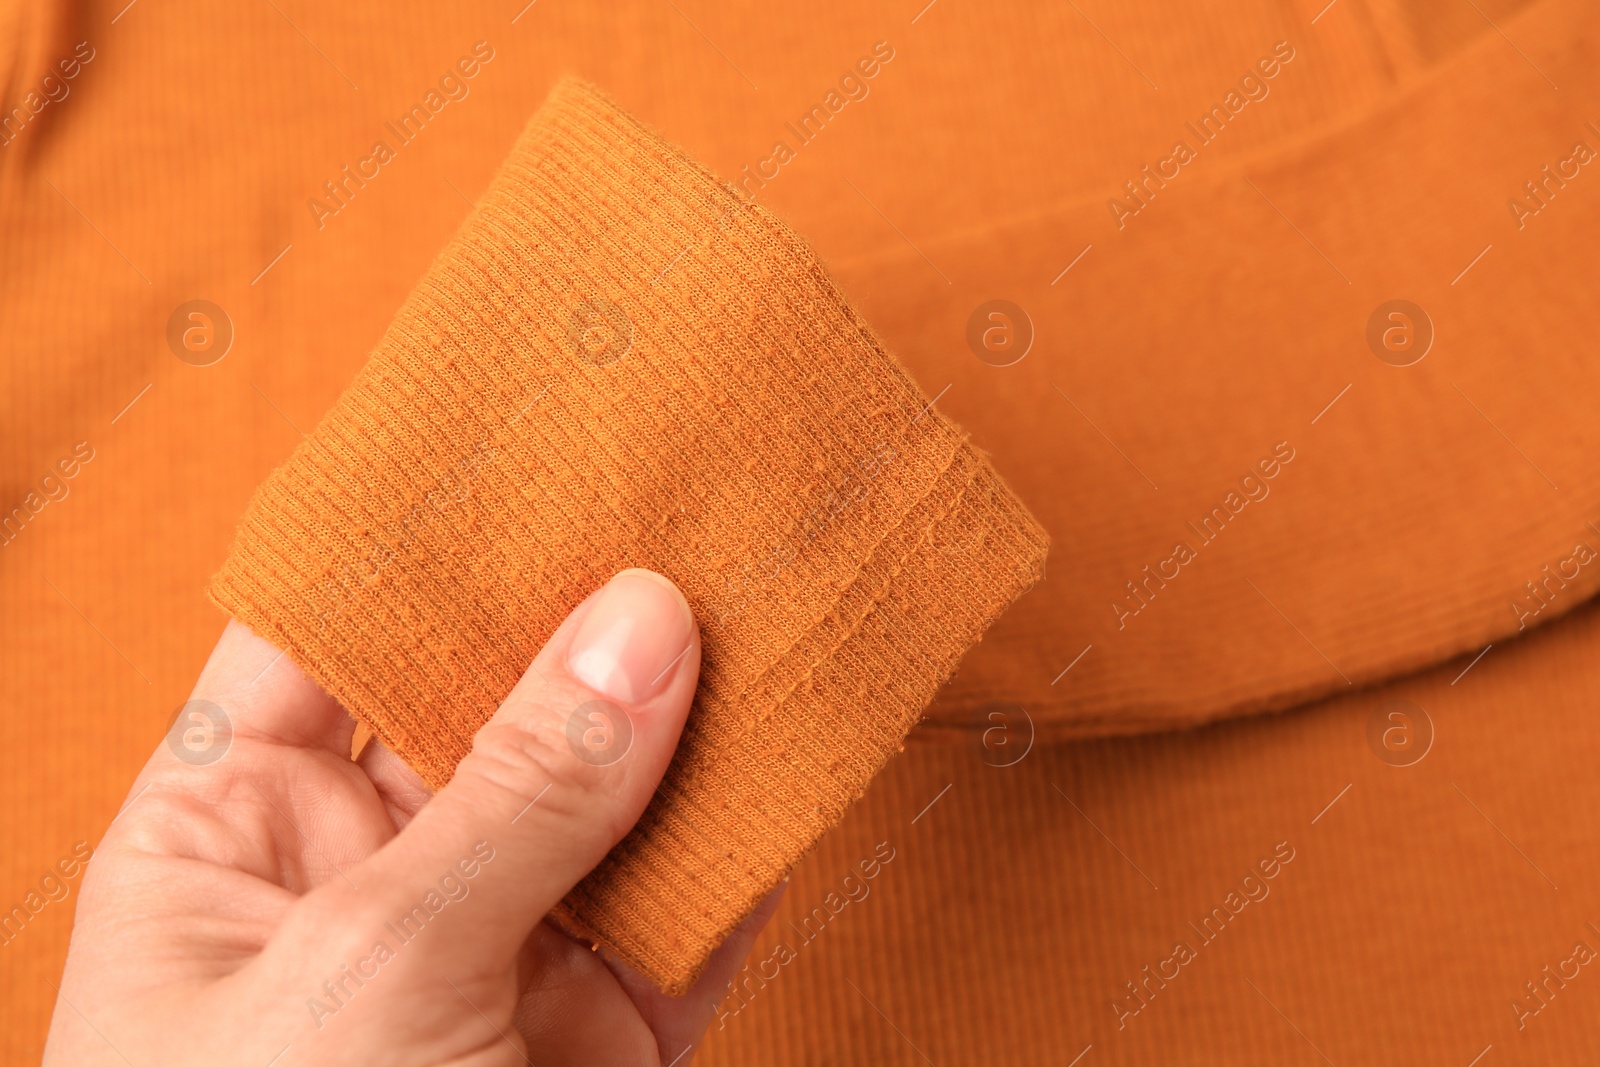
[{"x1": 209, "y1": 77, "x2": 1048, "y2": 993}]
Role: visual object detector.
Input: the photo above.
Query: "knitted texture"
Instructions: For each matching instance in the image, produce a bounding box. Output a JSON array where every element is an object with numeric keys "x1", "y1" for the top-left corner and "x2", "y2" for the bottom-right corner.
[{"x1": 208, "y1": 78, "x2": 1048, "y2": 992}]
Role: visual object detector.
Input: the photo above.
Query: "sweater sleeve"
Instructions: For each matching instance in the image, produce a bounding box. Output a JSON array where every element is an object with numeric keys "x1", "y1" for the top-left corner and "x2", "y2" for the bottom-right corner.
[{"x1": 208, "y1": 77, "x2": 1048, "y2": 993}]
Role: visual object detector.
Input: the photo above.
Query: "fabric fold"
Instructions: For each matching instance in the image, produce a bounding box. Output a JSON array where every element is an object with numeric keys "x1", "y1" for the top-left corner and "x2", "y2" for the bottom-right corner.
[
  {"x1": 209, "y1": 77, "x2": 1047, "y2": 992},
  {"x1": 823, "y1": 0, "x2": 1600, "y2": 742}
]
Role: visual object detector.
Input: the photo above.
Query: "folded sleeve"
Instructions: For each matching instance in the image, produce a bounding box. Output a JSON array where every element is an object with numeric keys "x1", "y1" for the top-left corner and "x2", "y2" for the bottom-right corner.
[{"x1": 208, "y1": 78, "x2": 1048, "y2": 993}]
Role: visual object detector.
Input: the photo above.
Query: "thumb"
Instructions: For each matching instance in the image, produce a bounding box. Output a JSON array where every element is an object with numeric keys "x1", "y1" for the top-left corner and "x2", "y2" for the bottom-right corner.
[{"x1": 342, "y1": 568, "x2": 700, "y2": 972}]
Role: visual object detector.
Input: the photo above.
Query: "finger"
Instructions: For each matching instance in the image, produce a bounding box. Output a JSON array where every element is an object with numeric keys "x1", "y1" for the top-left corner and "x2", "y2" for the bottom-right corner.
[
  {"x1": 508, "y1": 923, "x2": 662, "y2": 1064},
  {"x1": 357, "y1": 739, "x2": 434, "y2": 829},
  {"x1": 100, "y1": 621, "x2": 373, "y2": 916},
  {"x1": 502, "y1": 884, "x2": 787, "y2": 1064},
  {"x1": 609, "y1": 881, "x2": 788, "y2": 1061},
  {"x1": 335, "y1": 568, "x2": 700, "y2": 971},
  {"x1": 180, "y1": 618, "x2": 355, "y2": 758},
  {"x1": 130, "y1": 620, "x2": 354, "y2": 793}
]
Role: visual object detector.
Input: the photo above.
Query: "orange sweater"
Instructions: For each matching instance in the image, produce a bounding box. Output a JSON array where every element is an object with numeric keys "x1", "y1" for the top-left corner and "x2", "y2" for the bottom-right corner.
[{"x1": 5, "y1": 0, "x2": 1599, "y2": 1062}]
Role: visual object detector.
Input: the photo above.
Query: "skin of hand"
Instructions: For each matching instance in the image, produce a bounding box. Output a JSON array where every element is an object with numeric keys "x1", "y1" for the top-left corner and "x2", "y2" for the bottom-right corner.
[{"x1": 43, "y1": 569, "x2": 783, "y2": 1066}]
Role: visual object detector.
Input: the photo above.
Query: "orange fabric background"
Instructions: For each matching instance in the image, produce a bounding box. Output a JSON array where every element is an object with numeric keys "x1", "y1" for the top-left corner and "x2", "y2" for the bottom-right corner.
[{"x1": 4, "y1": 0, "x2": 1596, "y2": 1062}]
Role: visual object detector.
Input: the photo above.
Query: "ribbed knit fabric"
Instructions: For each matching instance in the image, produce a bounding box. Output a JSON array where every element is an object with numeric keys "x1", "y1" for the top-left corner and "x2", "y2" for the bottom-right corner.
[
  {"x1": 13, "y1": 0, "x2": 1599, "y2": 1061},
  {"x1": 207, "y1": 79, "x2": 1048, "y2": 992}
]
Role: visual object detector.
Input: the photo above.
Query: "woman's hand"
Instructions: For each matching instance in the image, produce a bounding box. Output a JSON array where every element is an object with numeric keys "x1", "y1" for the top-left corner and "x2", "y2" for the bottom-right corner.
[{"x1": 45, "y1": 569, "x2": 779, "y2": 1065}]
